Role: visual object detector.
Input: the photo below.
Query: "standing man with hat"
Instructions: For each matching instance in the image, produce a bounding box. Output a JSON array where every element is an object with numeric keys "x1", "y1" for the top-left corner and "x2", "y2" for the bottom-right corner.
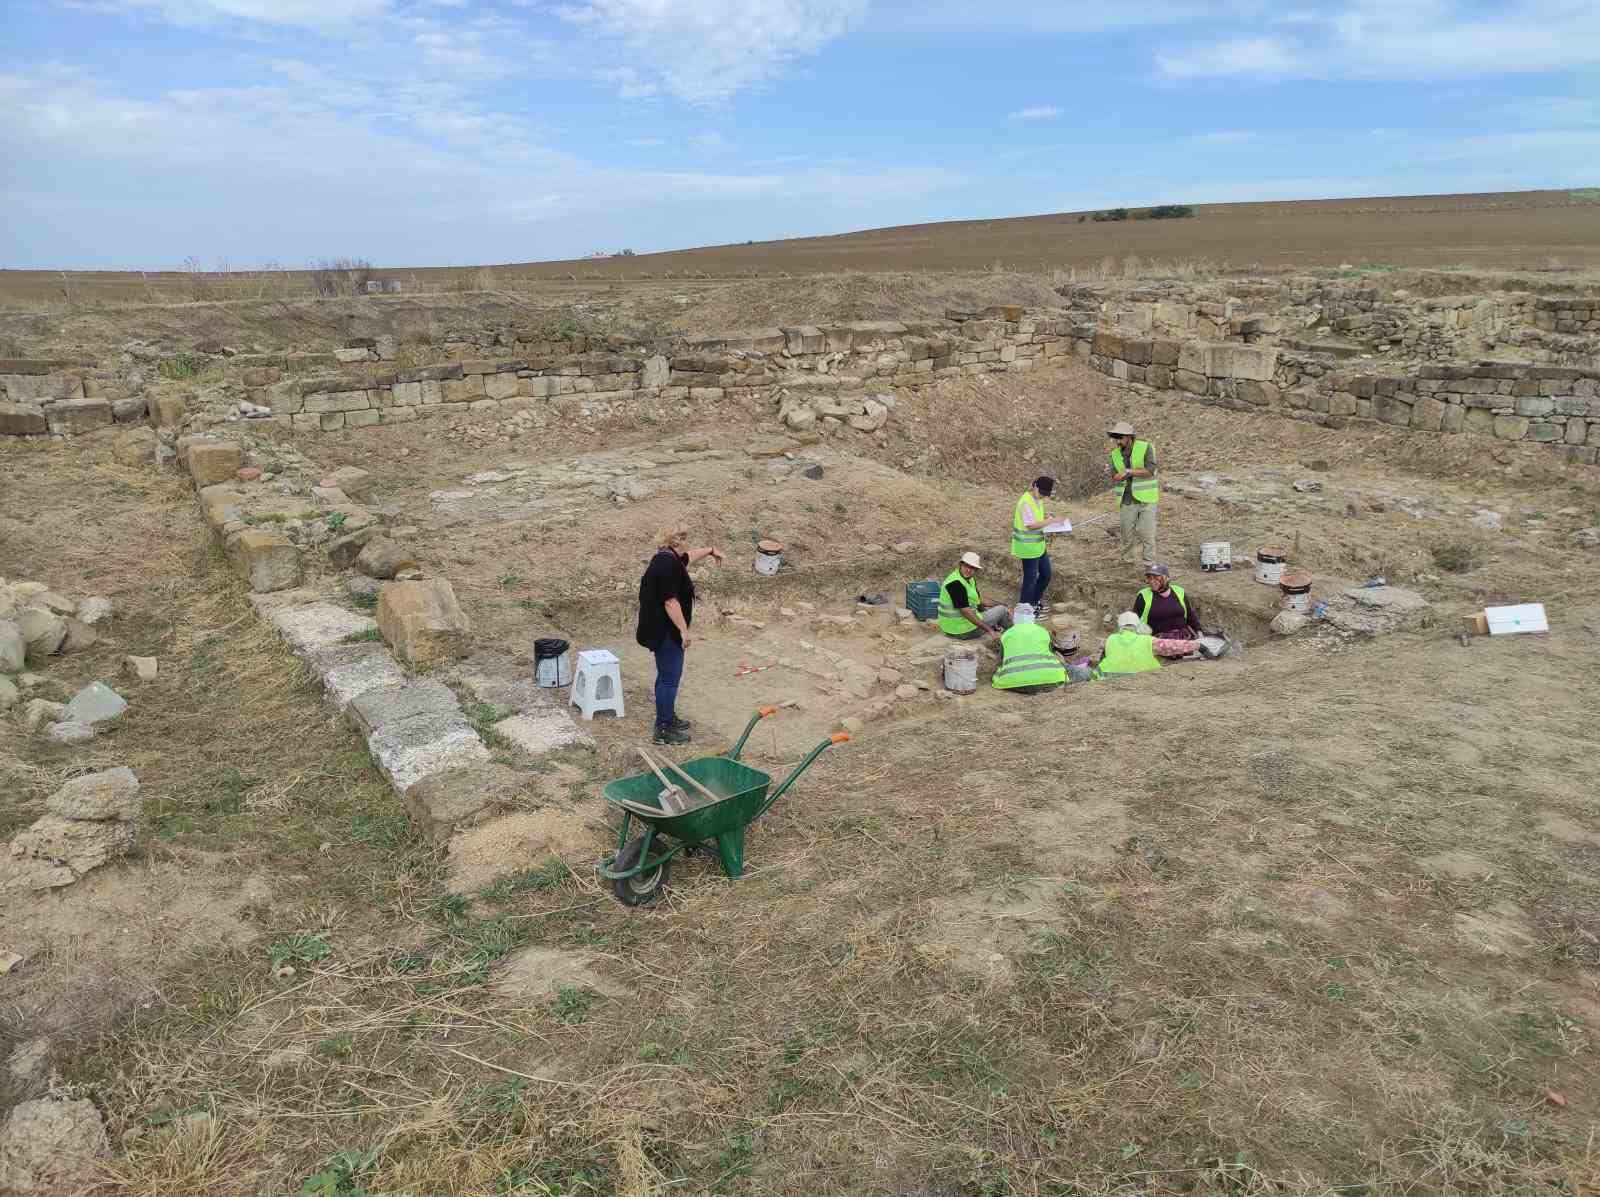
[
  {"x1": 1107, "y1": 421, "x2": 1158, "y2": 568},
  {"x1": 1010, "y1": 475, "x2": 1056, "y2": 610},
  {"x1": 937, "y1": 551, "x2": 1012, "y2": 640}
]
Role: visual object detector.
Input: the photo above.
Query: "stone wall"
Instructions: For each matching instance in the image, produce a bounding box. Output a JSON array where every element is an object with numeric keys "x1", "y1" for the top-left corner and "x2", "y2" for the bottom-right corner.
[
  {"x1": 1085, "y1": 331, "x2": 1600, "y2": 464},
  {"x1": 0, "y1": 359, "x2": 151, "y2": 437},
  {"x1": 227, "y1": 306, "x2": 1084, "y2": 435}
]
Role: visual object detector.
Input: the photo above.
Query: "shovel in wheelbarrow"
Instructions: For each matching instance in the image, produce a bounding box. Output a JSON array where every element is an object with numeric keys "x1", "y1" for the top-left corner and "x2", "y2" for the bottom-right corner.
[{"x1": 597, "y1": 707, "x2": 851, "y2": 905}]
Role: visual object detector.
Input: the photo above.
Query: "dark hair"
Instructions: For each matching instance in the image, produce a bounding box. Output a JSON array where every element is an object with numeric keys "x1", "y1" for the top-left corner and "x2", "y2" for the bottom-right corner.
[{"x1": 1033, "y1": 476, "x2": 1055, "y2": 497}]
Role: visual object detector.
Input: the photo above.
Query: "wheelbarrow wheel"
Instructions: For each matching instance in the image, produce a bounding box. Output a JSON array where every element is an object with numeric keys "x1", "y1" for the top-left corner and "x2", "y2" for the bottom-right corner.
[{"x1": 611, "y1": 836, "x2": 671, "y2": 906}]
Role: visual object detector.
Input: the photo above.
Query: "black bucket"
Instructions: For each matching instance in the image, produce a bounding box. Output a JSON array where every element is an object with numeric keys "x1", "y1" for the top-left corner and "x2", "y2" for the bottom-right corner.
[{"x1": 534, "y1": 637, "x2": 572, "y2": 687}]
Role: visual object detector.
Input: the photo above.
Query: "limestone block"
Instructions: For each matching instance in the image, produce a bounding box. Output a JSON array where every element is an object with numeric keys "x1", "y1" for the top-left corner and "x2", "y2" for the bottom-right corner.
[
  {"x1": 46, "y1": 398, "x2": 112, "y2": 435},
  {"x1": 1328, "y1": 393, "x2": 1358, "y2": 417},
  {"x1": 1515, "y1": 397, "x2": 1555, "y2": 417},
  {"x1": 483, "y1": 372, "x2": 518, "y2": 400},
  {"x1": 1175, "y1": 370, "x2": 1207, "y2": 395},
  {"x1": 0, "y1": 403, "x2": 47, "y2": 435},
  {"x1": 378, "y1": 578, "x2": 471, "y2": 666},
  {"x1": 45, "y1": 767, "x2": 141, "y2": 821},
  {"x1": 1493, "y1": 415, "x2": 1530, "y2": 441},
  {"x1": 311, "y1": 643, "x2": 406, "y2": 712},
  {"x1": 264, "y1": 602, "x2": 376, "y2": 656},
  {"x1": 367, "y1": 712, "x2": 488, "y2": 794},
  {"x1": 0, "y1": 620, "x2": 23, "y2": 672},
  {"x1": 1374, "y1": 396, "x2": 1413, "y2": 426},
  {"x1": 1150, "y1": 339, "x2": 1181, "y2": 367},
  {"x1": 355, "y1": 536, "x2": 418, "y2": 580},
  {"x1": 0, "y1": 1098, "x2": 110, "y2": 1195},
  {"x1": 1410, "y1": 396, "x2": 1446, "y2": 433},
  {"x1": 334, "y1": 347, "x2": 372, "y2": 364},
  {"x1": 443, "y1": 376, "x2": 483, "y2": 402},
  {"x1": 197, "y1": 485, "x2": 244, "y2": 531},
  {"x1": 1177, "y1": 342, "x2": 1209, "y2": 376},
  {"x1": 349, "y1": 678, "x2": 462, "y2": 739},
  {"x1": 1441, "y1": 403, "x2": 1465, "y2": 434},
  {"x1": 403, "y1": 762, "x2": 530, "y2": 844},
  {"x1": 112, "y1": 427, "x2": 157, "y2": 466},
  {"x1": 1566, "y1": 419, "x2": 1588, "y2": 445},
  {"x1": 346, "y1": 409, "x2": 379, "y2": 427},
  {"x1": 1235, "y1": 380, "x2": 1279, "y2": 406},
  {"x1": 1226, "y1": 345, "x2": 1277, "y2": 381},
  {"x1": 1463, "y1": 407, "x2": 1496, "y2": 436},
  {"x1": 187, "y1": 440, "x2": 242, "y2": 487},
  {"x1": 392, "y1": 381, "x2": 422, "y2": 407},
  {"x1": 112, "y1": 398, "x2": 148, "y2": 423},
  {"x1": 148, "y1": 394, "x2": 187, "y2": 428},
  {"x1": 1525, "y1": 421, "x2": 1562, "y2": 442},
  {"x1": 123, "y1": 655, "x2": 158, "y2": 681},
  {"x1": 228, "y1": 529, "x2": 303, "y2": 593},
  {"x1": 1147, "y1": 364, "x2": 1173, "y2": 389},
  {"x1": 1121, "y1": 339, "x2": 1153, "y2": 367},
  {"x1": 303, "y1": 391, "x2": 370, "y2": 414},
  {"x1": 319, "y1": 412, "x2": 346, "y2": 431},
  {"x1": 61, "y1": 681, "x2": 127, "y2": 727},
  {"x1": 16, "y1": 608, "x2": 67, "y2": 658}
]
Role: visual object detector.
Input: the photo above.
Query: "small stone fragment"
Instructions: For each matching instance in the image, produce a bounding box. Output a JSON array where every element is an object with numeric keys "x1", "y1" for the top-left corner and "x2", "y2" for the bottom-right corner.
[
  {"x1": 122, "y1": 655, "x2": 158, "y2": 681},
  {"x1": 61, "y1": 681, "x2": 128, "y2": 727}
]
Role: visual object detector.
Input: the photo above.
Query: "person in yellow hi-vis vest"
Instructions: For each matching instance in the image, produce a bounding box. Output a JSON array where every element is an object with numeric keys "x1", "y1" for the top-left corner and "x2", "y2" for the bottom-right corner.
[
  {"x1": 1093, "y1": 611, "x2": 1162, "y2": 678},
  {"x1": 1107, "y1": 421, "x2": 1158, "y2": 567},
  {"x1": 992, "y1": 604, "x2": 1066, "y2": 695},
  {"x1": 1010, "y1": 475, "x2": 1056, "y2": 608}
]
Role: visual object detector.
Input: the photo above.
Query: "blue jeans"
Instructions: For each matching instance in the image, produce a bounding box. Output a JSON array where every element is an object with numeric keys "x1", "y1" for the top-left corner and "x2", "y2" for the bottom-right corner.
[
  {"x1": 652, "y1": 637, "x2": 685, "y2": 725},
  {"x1": 1019, "y1": 553, "x2": 1052, "y2": 607}
]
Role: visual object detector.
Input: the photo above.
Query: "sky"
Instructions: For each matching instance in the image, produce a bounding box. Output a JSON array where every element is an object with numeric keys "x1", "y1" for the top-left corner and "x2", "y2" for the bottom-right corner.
[{"x1": 2, "y1": 0, "x2": 1598, "y2": 269}]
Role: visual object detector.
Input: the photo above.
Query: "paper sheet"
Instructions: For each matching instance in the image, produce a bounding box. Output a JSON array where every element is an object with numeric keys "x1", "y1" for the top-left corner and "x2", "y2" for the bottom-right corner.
[{"x1": 1041, "y1": 518, "x2": 1073, "y2": 534}]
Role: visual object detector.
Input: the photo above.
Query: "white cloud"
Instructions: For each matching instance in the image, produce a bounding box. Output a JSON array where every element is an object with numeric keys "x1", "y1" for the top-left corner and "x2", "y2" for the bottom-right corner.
[
  {"x1": 558, "y1": 0, "x2": 866, "y2": 104},
  {"x1": 1159, "y1": 1, "x2": 1600, "y2": 80},
  {"x1": 79, "y1": 0, "x2": 391, "y2": 34},
  {"x1": 1189, "y1": 130, "x2": 1261, "y2": 146},
  {"x1": 1158, "y1": 35, "x2": 1304, "y2": 78},
  {"x1": 1008, "y1": 105, "x2": 1061, "y2": 120},
  {"x1": 689, "y1": 130, "x2": 737, "y2": 156},
  {"x1": 990, "y1": 143, "x2": 1066, "y2": 162}
]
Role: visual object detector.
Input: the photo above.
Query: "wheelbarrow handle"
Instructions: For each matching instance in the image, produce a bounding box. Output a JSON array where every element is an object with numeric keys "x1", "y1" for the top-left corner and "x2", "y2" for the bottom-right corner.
[
  {"x1": 728, "y1": 706, "x2": 780, "y2": 761},
  {"x1": 754, "y1": 732, "x2": 849, "y2": 821}
]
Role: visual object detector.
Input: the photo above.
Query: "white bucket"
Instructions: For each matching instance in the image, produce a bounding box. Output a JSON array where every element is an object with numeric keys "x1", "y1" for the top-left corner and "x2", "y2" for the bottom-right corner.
[
  {"x1": 754, "y1": 539, "x2": 784, "y2": 576},
  {"x1": 1254, "y1": 546, "x2": 1289, "y2": 586},
  {"x1": 1199, "y1": 540, "x2": 1232, "y2": 571},
  {"x1": 942, "y1": 648, "x2": 978, "y2": 694},
  {"x1": 536, "y1": 650, "x2": 573, "y2": 688},
  {"x1": 1279, "y1": 569, "x2": 1313, "y2": 614}
]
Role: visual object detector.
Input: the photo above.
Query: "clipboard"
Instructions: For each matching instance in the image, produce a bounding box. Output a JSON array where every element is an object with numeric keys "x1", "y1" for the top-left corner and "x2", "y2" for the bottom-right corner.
[{"x1": 1041, "y1": 518, "x2": 1073, "y2": 534}]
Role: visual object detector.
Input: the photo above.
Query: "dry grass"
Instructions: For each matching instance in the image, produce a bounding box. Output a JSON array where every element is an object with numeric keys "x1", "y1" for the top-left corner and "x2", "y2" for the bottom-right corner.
[{"x1": 7, "y1": 355, "x2": 1600, "y2": 1196}]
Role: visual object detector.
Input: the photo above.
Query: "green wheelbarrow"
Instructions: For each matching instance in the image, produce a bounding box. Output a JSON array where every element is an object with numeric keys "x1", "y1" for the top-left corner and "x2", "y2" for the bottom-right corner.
[{"x1": 597, "y1": 707, "x2": 851, "y2": 905}]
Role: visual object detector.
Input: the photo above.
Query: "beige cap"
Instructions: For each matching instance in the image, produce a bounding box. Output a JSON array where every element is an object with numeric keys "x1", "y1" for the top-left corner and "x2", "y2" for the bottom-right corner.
[
  {"x1": 1108, "y1": 420, "x2": 1136, "y2": 437},
  {"x1": 1116, "y1": 610, "x2": 1141, "y2": 629},
  {"x1": 959, "y1": 551, "x2": 983, "y2": 570}
]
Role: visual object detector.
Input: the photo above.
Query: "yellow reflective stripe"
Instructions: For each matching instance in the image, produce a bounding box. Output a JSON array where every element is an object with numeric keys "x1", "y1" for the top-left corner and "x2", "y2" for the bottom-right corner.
[{"x1": 994, "y1": 654, "x2": 1060, "y2": 676}]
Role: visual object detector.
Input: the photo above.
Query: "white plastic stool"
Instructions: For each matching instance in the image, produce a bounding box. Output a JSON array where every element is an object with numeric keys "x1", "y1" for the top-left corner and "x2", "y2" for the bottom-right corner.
[{"x1": 570, "y1": 649, "x2": 625, "y2": 720}]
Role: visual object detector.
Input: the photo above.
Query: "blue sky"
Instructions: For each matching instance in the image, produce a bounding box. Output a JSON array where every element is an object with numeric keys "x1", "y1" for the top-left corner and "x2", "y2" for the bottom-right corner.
[{"x1": 3, "y1": 0, "x2": 1598, "y2": 269}]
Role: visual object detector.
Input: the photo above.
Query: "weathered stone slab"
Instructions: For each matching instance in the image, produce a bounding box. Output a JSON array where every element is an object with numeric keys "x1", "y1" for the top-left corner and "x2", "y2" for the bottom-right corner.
[
  {"x1": 266, "y1": 602, "x2": 378, "y2": 656},
  {"x1": 61, "y1": 681, "x2": 127, "y2": 727},
  {"x1": 0, "y1": 403, "x2": 46, "y2": 436},
  {"x1": 348, "y1": 678, "x2": 461, "y2": 739},
  {"x1": 367, "y1": 713, "x2": 488, "y2": 793},
  {"x1": 403, "y1": 761, "x2": 532, "y2": 844},
  {"x1": 306, "y1": 642, "x2": 407, "y2": 712},
  {"x1": 46, "y1": 398, "x2": 111, "y2": 435}
]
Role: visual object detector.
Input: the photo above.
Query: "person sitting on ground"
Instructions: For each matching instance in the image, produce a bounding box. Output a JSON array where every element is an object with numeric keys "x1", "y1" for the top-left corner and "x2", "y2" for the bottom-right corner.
[
  {"x1": 1093, "y1": 611, "x2": 1162, "y2": 678},
  {"x1": 992, "y1": 604, "x2": 1066, "y2": 695},
  {"x1": 937, "y1": 551, "x2": 1011, "y2": 641},
  {"x1": 1135, "y1": 563, "x2": 1202, "y2": 640}
]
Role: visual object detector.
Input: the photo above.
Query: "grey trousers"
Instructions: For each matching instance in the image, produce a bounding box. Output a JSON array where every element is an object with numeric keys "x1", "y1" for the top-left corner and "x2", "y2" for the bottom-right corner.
[
  {"x1": 1119, "y1": 503, "x2": 1157, "y2": 565},
  {"x1": 948, "y1": 605, "x2": 1012, "y2": 639}
]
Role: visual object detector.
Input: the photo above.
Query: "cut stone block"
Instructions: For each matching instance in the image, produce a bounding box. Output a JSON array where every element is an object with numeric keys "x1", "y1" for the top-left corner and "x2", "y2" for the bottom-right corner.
[
  {"x1": 348, "y1": 678, "x2": 461, "y2": 739},
  {"x1": 312, "y1": 644, "x2": 407, "y2": 712},
  {"x1": 403, "y1": 761, "x2": 531, "y2": 844},
  {"x1": 378, "y1": 578, "x2": 470, "y2": 666},
  {"x1": 122, "y1": 655, "x2": 158, "y2": 681},
  {"x1": 227, "y1": 529, "x2": 302, "y2": 593},
  {"x1": 265, "y1": 602, "x2": 378, "y2": 656},
  {"x1": 148, "y1": 394, "x2": 186, "y2": 428},
  {"x1": 46, "y1": 399, "x2": 112, "y2": 435},
  {"x1": 187, "y1": 440, "x2": 242, "y2": 487},
  {"x1": 0, "y1": 403, "x2": 46, "y2": 436},
  {"x1": 367, "y1": 714, "x2": 488, "y2": 793},
  {"x1": 16, "y1": 608, "x2": 67, "y2": 658}
]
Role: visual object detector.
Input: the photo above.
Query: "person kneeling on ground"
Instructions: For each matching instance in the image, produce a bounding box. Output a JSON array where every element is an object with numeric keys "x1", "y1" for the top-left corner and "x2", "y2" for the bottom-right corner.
[
  {"x1": 1093, "y1": 611, "x2": 1162, "y2": 678},
  {"x1": 992, "y1": 604, "x2": 1066, "y2": 695},
  {"x1": 636, "y1": 527, "x2": 725, "y2": 745},
  {"x1": 938, "y1": 551, "x2": 1011, "y2": 641}
]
